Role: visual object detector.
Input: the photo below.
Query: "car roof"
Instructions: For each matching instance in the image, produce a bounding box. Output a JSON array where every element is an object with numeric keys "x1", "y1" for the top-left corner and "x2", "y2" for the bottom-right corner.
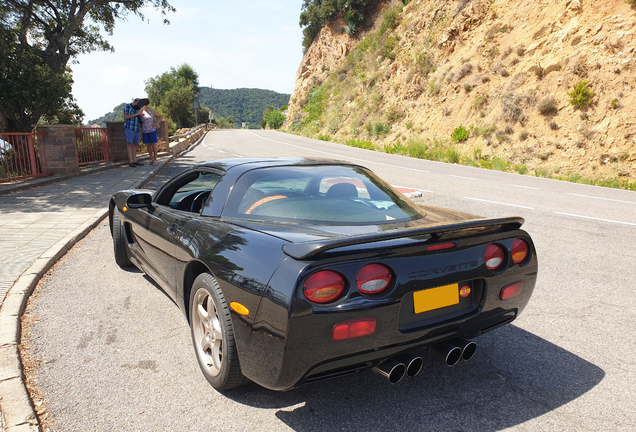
[{"x1": 194, "y1": 157, "x2": 351, "y2": 173}]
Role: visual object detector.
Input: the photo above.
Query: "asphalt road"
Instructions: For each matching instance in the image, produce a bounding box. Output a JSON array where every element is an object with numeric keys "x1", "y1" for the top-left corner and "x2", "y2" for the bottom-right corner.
[{"x1": 23, "y1": 130, "x2": 636, "y2": 431}]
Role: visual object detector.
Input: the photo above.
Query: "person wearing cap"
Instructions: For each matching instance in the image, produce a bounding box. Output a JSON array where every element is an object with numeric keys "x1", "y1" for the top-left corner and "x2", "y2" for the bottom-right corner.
[{"x1": 123, "y1": 98, "x2": 144, "y2": 167}]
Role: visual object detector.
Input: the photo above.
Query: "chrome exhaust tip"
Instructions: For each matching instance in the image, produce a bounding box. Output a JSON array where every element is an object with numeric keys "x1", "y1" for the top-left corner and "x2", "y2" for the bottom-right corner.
[
  {"x1": 455, "y1": 338, "x2": 477, "y2": 361},
  {"x1": 395, "y1": 353, "x2": 423, "y2": 377},
  {"x1": 373, "y1": 358, "x2": 406, "y2": 384},
  {"x1": 429, "y1": 341, "x2": 462, "y2": 367}
]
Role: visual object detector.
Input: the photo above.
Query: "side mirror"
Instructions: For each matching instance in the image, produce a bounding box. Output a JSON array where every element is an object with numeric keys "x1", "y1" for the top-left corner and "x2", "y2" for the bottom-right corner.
[{"x1": 126, "y1": 193, "x2": 152, "y2": 209}]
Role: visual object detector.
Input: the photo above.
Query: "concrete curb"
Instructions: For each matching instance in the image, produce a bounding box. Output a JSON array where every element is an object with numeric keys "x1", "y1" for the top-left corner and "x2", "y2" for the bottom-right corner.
[{"x1": 0, "y1": 131, "x2": 207, "y2": 431}]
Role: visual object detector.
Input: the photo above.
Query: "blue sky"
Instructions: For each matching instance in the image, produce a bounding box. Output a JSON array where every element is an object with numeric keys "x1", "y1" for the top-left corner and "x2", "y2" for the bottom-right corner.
[{"x1": 73, "y1": 1, "x2": 304, "y2": 121}]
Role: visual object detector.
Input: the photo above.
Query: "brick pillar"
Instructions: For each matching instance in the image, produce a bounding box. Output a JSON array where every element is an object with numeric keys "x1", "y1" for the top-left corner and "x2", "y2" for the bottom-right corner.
[
  {"x1": 36, "y1": 124, "x2": 80, "y2": 175},
  {"x1": 106, "y1": 122, "x2": 128, "y2": 162},
  {"x1": 156, "y1": 120, "x2": 169, "y2": 152}
]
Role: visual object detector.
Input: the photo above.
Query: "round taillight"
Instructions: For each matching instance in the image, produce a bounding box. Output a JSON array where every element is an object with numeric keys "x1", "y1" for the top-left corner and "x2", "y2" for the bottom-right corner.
[
  {"x1": 356, "y1": 263, "x2": 393, "y2": 294},
  {"x1": 303, "y1": 270, "x2": 345, "y2": 304},
  {"x1": 484, "y1": 244, "x2": 506, "y2": 271},
  {"x1": 511, "y1": 239, "x2": 530, "y2": 265}
]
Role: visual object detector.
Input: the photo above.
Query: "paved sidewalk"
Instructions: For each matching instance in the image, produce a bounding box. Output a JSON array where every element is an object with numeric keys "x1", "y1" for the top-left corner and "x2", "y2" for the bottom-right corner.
[{"x1": 0, "y1": 153, "x2": 177, "y2": 432}]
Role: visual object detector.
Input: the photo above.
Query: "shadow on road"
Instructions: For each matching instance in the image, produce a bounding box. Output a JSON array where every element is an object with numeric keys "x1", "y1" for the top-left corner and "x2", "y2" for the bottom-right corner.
[{"x1": 224, "y1": 325, "x2": 603, "y2": 432}]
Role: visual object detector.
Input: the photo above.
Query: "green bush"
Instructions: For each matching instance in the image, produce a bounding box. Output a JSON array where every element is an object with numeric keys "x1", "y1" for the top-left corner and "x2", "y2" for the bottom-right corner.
[
  {"x1": 380, "y1": 5, "x2": 402, "y2": 34},
  {"x1": 317, "y1": 134, "x2": 331, "y2": 141},
  {"x1": 627, "y1": 0, "x2": 636, "y2": 9},
  {"x1": 451, "y1": 125, "x2": 470, "y2": 142},
  {"x1": 568, "y1": 80, "x2": 594, "y2": 108},
  {"x1": 345, "y1": 139, "x2": 375, "y2": 150},
  {"x1": 403, "y1": 138, "x2": 426, "y2": 158},
  {"x1": 381, "y1": 35, "x2": 400, "y2": 60},
  {"x1": 263, "y1": 107, "x2": 285, "y2": 129},
  {"x1": 446, "y1": 148, "x2": 460, "y2": 164},
  {"x1": 384, "y1": 140, "x2": 407, "y2": 154},
  {"x1": 373, "y1": 122, "x2": 391, "y2": 137},
  {"x1": 491, "y1": 156, "x2": 509, "y2": 171}
]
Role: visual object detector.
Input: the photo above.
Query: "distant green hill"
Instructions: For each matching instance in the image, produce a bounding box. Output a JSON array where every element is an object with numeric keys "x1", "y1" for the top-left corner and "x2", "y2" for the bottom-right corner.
[
  {"x1": 87, "y1": 102, "x2": 126, "y2": 126},
  {"x1": 88, "y1": 89, "x2": 291, "y2": 129},
  {"x1": 198, "y1": 87, "x2": 290, "y2": 129}
]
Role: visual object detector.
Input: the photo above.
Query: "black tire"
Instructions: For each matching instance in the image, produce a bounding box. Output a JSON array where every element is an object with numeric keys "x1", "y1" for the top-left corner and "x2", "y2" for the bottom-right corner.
[
  {"x1": 112, "y1": 209, "x2": 133, "y2": 268},
  {"x1": 189, "y1": 273, "x2": 246, "y2": 390}
]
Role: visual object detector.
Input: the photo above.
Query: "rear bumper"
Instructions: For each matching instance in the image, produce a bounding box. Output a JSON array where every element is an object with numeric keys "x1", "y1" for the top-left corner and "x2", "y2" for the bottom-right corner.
[{"x1": 243, "y1": 268, "x2": 535, "y2": 390}]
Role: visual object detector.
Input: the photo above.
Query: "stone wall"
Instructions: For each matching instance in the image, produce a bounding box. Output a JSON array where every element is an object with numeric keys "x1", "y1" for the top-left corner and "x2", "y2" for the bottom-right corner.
[{"x1": 36, "y1": 125, "x2": 80, "y2": 176}]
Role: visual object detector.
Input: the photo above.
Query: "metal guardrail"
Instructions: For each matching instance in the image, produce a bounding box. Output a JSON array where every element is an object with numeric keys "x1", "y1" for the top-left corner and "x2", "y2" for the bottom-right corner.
[
  {"x1": 0, "y1": 132, "x2": 50, "y2": 182},
  {"x1": 75, "y1": 127, "x2": 113, "y2": 166}
]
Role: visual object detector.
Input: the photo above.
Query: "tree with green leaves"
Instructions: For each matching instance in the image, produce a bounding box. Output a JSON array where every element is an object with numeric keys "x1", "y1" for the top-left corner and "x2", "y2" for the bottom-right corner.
[
  {"x1": 299, "y1": 0, "x2": 378, "y2": 50},
  {"x1": 145, "y1": 64, "x2": 199, "y2": 129},
  {"x1": 0, "y1": 0, "x2": 175, "y2": 131},
  {"x1": 262, "y1": 107, "x2": 286, "y2": 129}
]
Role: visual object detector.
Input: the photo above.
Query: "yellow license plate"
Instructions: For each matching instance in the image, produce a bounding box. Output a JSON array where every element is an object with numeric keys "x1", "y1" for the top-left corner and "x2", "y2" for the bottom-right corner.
[{"x1": 413, "y1": 283, "x2": 459, "y2": 314}]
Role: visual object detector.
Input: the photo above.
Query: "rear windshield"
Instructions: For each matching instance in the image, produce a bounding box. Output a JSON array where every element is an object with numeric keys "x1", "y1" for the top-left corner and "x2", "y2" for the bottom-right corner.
[{"x1": 222, "y1": 165, "x2": 425, "y2": 225}]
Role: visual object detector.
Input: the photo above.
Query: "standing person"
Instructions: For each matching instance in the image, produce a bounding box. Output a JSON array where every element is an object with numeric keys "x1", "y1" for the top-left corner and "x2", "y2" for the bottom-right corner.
[
  {"x1": 139, "y1": 103, "x2": 164, "y2": 165},
  {"x1": 123, "y1": 98, "x2": 143, "y2": 167}
]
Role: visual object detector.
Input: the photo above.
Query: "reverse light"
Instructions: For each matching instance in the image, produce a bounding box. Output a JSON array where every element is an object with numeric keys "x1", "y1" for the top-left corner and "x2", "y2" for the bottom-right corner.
[
  {"x1": 511, "y1": 239, "x2": 530, "y2": 265},
  {"x1": 356, "y1": 263, "x2": 393, "y2": 294},
  {"x1": 332, "y1": 318, "x2": 376, "y2": 340},
  {"x1": 500, "y1": 281, "x2": 524, "y2": 300},
  {"x1": 303, "y1": 270, "x2": 346, "y2": 304},
  {"x1": 484, "y1": 244, "x2": 506, "y2": 271}
]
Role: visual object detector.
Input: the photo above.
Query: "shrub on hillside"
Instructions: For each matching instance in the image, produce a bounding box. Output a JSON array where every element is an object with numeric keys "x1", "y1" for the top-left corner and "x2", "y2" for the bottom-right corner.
[
  {"x1": 473, "y1": 94, "x2": 488, "y2": 110},
  {"x1": 451, "y1": 125, "x2": 470, "y2": 142},
  {"x1": 452, "y1": 62, "x2": 474, "y2": 82},
  {"x1": 500, "y1": 92, "x2": 527, "y2": 123},
  {"x1": 538, "y1": 97, "x2": 558, "y2": 116},
  {"x1": 568, "y1": 80, "x2": 594, "y2": 108}
]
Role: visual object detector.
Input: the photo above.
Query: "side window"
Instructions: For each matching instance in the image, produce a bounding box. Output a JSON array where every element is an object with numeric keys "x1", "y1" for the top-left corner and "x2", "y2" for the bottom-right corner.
[{"x1": 157, "y1": 171, "x2": 222, "y2": 213}]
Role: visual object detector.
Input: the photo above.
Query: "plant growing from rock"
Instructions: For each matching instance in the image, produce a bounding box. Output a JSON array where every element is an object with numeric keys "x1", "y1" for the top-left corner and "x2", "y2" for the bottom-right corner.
[
  {"x1": 451, "y1": 125, "x2": 470, "y2": 142},
  {"x1": 538, "y1": 97, "x2": 558, "y2": 116},
  {"x1": 568, "y1": 80, "x2": 594, "y2": 108},
  {"x1": 474, "y1": 94, "x2": 487, "y2": 110}
]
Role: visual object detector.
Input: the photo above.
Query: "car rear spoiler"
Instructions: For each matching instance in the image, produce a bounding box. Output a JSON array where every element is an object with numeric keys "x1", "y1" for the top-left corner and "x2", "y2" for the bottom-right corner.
[{"x1": 282, "y1": 217, "x2": 524, "y2": 260}]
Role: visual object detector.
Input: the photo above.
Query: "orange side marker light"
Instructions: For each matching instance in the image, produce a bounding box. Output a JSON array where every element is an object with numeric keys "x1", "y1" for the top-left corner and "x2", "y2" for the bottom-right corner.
[{"x1": 230, "y1": 302, "x2": 250, "y2": 316}]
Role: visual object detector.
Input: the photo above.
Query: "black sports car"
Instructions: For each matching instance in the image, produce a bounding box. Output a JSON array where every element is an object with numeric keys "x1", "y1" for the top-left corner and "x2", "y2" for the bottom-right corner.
[{"x1": 109, "y1": 157, "x2": 538, "y2": 391}]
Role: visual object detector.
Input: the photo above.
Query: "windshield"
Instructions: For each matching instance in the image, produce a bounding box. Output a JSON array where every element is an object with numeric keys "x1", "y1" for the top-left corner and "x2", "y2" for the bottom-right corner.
[{"x1": 222, "y1": 165, "x2": 425, "y2": 225}]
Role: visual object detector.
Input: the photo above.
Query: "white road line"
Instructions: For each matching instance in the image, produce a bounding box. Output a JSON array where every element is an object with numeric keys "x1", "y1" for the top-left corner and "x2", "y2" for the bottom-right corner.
[
  {"x1": 217, "y1": 150, "x2": 227, "y2": 153},
  {"x1": 232, "y1": 154, "x2": 242, "y2": 158},
  {"x1": 245, "y1": 130, "x2": 431, "y2": 174},
  {"x1": 509, "y1": 184, "x2": 540, "y2": 190},
  {"x1": 449, "y1": 175, "x2": 479, "y2": 181},
  {"x1": 464, "y1": 197, "x2": 534, "y2": 209},
  {"x1": 569, "y1": 193, "x2": 636, "y2": 204},
  {"x1": 555, "y1": 212, "x2": 636, "y2": 226}
]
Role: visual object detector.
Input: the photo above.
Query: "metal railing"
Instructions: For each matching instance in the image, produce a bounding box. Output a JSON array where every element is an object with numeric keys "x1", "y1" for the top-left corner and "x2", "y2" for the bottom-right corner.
[
  {"x1": 0, "y1": 132, "x2": 50, "y2": 182},
  {"x1": 75, "y1": 127, "x2": 113, "y2": 166}
]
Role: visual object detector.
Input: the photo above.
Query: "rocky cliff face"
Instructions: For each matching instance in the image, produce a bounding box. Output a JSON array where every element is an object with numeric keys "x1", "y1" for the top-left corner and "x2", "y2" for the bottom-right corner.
[{"x1": 287, "y1": 0, "x2": 636, "y2": 186}]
